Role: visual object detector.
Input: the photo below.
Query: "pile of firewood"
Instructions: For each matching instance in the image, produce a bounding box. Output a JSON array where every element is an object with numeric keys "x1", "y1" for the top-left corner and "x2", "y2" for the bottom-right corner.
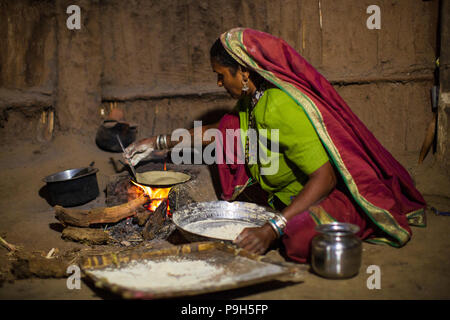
[
  {"x1": 53, "y1": 176, "x2": 193, "y2": 246},
  {"x1": 55, "y1": 193, "x2": 173, "y2": 244}
]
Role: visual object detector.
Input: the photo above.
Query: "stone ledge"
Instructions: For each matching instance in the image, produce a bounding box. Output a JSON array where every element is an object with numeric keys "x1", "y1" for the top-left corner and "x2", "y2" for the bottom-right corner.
[
  {"x1": 0, "y1": 72, "x2": 435, "y2": 109},
  {"x1": 0, "y1": 87, "x2": 53, "y2": 110}
]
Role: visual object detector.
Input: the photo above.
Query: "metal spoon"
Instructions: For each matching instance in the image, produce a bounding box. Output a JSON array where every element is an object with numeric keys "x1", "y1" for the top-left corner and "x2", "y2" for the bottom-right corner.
[
  {"x1": 71, "y1": 161, "x2": 95, "y2": 179},
  {"x1": 116, "y1": 135, "x2": 137, "y2": 179}
]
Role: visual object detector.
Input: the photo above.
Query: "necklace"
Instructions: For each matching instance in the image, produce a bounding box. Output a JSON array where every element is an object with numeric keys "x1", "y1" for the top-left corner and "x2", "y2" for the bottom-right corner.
[{"x1": 245, "y1": 82, "x2": 269, "y2": 164}]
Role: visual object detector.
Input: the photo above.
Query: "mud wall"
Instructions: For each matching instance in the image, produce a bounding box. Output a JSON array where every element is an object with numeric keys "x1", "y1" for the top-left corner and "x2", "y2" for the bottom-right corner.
[
  {"x1": 437, "y1": 0, "x2": 450, "y2": 171},
  {"x1": 0, "y1": 0, "x2": 440, "y2": 159}
]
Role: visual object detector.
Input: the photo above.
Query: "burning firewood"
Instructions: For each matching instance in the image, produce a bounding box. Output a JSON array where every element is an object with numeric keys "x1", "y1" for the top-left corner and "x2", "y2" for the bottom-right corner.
[
  {"x1": 142, "y1": 200, "x2": 176, "y2": 241},
  {"x1": 54, "y1": 194, "x2": 148, "y2": 227}
]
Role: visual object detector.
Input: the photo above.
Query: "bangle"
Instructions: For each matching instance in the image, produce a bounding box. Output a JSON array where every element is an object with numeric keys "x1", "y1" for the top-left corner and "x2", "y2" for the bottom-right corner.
[
  {"x1": 275, "y1": 215, "x2": 287, "y2": 231},
  {"x1": 268, "y1": 219, "x2": 282, "y2": 238},
  {"x1": 156, "y1": 135, "x2": 162, "y2": 150},
  {"x1": 162, "y1": 134, "x2": 168, "y2": 149},
  {"x1": 268, "y1": 214, "x2": 287, "y2": 238}
]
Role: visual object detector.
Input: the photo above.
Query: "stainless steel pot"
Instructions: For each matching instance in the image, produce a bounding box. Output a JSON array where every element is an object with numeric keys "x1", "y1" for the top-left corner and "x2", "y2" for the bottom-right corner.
[
  {"x1": 311, "y1": 222, "x2": 362, "y2": 279},
  {"x1": 43, "y1": 165, "x2": 99, "y2": 207}
]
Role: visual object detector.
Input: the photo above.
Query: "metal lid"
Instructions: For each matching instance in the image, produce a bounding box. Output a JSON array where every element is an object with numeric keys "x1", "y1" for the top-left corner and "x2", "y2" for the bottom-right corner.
[
  {"x1": 43, "y1": 167, "x2": 99, "y2": 183},
  {"x1": 315, "y1": 222, "x2": 360, "y2": 236}
]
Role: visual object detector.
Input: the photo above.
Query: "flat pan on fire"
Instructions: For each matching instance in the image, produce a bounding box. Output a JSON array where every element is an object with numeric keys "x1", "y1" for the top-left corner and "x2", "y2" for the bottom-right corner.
[{"x1": 134, "y1": 170, "x2": 191, "y2": 187}]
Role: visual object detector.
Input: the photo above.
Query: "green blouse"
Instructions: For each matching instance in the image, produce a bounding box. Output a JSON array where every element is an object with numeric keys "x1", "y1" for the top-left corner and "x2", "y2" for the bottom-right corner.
[{"x1": 236, "y1": 88, "x2": 329, "y2": 207}]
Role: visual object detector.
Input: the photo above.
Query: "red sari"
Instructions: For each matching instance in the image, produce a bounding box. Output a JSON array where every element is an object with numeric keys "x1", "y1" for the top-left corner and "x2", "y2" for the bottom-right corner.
[{"x1": 215, "y1": 28, "x2": 426, "y2": 262}]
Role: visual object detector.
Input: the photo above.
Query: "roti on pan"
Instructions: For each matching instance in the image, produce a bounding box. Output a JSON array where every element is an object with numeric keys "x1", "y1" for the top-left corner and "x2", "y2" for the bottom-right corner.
[{"x1": 135, "y1": 171, "x2": 191, "y2": 186}]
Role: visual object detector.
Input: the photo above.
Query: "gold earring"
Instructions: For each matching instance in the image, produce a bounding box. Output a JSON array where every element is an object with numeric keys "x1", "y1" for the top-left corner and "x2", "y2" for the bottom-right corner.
[{"x1": 242, "y1": 79, "x2": 249, "y2": 92}]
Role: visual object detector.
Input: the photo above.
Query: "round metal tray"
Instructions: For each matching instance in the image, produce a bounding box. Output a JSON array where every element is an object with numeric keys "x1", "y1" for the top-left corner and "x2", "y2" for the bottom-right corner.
[{"x1": 171, "y1": 201, "x2": 279, "y2": 242}]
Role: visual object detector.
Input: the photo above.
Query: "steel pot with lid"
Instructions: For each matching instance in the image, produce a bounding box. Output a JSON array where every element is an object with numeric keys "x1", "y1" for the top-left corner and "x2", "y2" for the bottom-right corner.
[
  {"x1": 42, "y1": 163, "x2": 100, "y2": 207},
  {"x1": 311, "y1": 222, "x2": 362, "y2": 279}
]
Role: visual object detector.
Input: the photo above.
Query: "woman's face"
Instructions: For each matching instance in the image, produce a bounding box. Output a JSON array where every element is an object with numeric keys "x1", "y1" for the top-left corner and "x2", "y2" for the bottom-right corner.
[{"x1": 211, "y1": 58, "x2": 247, "y2": 99}]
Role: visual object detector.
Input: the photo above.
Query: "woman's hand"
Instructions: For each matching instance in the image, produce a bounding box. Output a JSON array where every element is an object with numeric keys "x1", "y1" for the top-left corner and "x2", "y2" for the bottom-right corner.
[
  {"x1": 123, "y1": 137, "x2": 157, "y2": 166},
  {"x1": 233, "y1": 223, "x2": 278, "y2": 255}
]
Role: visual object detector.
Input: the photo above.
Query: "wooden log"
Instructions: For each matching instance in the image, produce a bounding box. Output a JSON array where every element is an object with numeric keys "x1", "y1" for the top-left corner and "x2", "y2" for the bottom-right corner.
[
  {"x1": 62, "y1": 226, "x2": 110, "y2": 245},
  {"x1": 12, "y1": 252, "x2": 68, "y2": 279},
  {"x1": 142, "y1": 201, "x2": 167, "y2": 240},
  {"x1": 54, "y1": 195, "x2": 148, "y2": 227},
  {"x1": 142, "y1": 201, "x2": 176, "y2": 241},
  {"x1": 136, "y1": 209, "x2": 151, "y2": 226}
]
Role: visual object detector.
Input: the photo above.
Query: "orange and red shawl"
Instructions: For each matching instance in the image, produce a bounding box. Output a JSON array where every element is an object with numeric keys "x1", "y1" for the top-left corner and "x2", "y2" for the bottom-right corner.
[{"x1": 218, "y1": 28, "x2": 426, "y2": 246}]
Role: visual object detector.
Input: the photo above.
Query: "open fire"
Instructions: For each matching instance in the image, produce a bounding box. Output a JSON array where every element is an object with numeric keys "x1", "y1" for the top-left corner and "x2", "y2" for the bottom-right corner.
[
  {"x1": 53, "y1": 162, "x2": 196, "y2": 247},
  {"x1": 101, "y1": 162, "x2": 197, "y2": 243},
  {"x1": 131, "y1": 180, "x2": 172, "y2": 216}
]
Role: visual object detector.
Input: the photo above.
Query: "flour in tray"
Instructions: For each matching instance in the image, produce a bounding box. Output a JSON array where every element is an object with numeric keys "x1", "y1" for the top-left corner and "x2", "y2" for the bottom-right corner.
[
  {"x1": 88, "y1": 255, "x2": 286, "y2": 293},
  {"x1": 88, "y1": 257, "x2": 224, "y2": 292},
  {"x1": 182, "y1": 219, "x2": 258, "y2": 240}
]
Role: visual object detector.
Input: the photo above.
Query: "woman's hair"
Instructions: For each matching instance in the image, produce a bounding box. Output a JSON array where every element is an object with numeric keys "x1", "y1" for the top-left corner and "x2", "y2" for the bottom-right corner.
[
  {"x1": 210, "y1": 37, "x2": 266, "y2": 88},
  {"x1": 210, "y1": 38, "x2": 240, "y2": 75}
]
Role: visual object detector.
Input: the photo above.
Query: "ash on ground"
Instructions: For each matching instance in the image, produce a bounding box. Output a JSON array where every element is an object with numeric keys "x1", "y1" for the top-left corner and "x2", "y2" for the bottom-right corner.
[{"x1": 106, "y1": 217, "x2": 144, "y2": 246}]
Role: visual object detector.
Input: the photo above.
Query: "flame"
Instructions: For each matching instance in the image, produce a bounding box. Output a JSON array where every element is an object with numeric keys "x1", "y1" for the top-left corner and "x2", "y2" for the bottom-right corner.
[
  {"x1": 131, "y1": 180, "x2": 171, "y2": 213},
  {"x1": 131, "y1": 162, "x2": 171, "y2": 214}
]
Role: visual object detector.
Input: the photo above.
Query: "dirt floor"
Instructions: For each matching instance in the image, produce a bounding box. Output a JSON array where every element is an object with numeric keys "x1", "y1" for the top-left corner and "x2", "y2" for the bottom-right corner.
[{"x1": 0, "y1": 132, "x2": 449, "y2": 300}]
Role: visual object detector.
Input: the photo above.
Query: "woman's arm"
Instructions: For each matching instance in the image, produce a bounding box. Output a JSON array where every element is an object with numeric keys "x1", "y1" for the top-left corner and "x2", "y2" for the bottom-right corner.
[
  {"x1": 281, "y1": 161, "x2": 337, "y2": 221},
  {"x1": 166, "y1": 121, "x2": 220, "y2": 148},
  {"x1": 124, "y1": 121, "x2": 220, "y2": 165},
  {"x1": 234, "y1": 161, "x2": 337, "y2": 254}
]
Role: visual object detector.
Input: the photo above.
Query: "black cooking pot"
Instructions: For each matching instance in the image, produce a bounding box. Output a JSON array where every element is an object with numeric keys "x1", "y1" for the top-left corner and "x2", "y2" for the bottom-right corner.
[
  {"x1": 95, "y1": 120, "x2": 137, "y2": 152},
  {"x1": 42, "y1": 165, "x2": 100, "y2": 207}
]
